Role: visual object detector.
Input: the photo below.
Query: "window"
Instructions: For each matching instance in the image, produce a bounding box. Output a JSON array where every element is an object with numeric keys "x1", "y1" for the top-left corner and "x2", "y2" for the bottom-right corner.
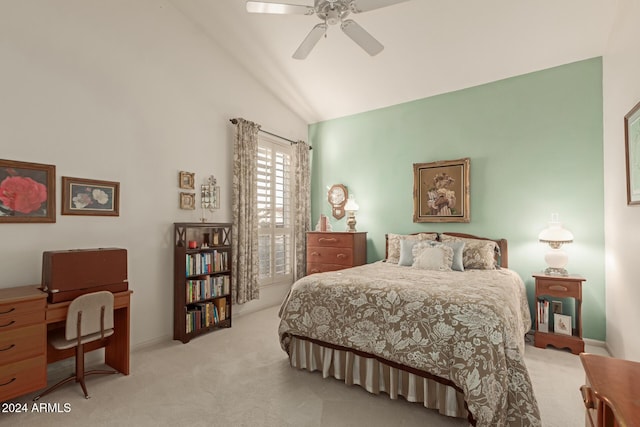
[{"x1": 257, "y1": 136, "x2": 293, "y2": 286}]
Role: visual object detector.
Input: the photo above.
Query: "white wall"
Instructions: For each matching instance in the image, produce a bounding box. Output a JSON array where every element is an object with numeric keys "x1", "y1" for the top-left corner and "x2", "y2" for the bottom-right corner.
[
  {"x1": 0, "y1": 0, "x2": 307, "y2": 347},
  {"x1": 603, "y1": 0, "x2": 640, "y2": 360}
]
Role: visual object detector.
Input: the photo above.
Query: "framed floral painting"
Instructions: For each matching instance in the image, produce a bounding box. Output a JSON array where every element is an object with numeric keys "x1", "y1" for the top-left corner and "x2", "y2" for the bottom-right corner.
[
  {"x1": 0, "y1": 159, "x2": 56, "y2": 223},
  {"x1": 61, "y1": 176, "x2": 120, "y2": 216},
  {"x1": 413, "y1": 158, "x2": 470, "y2": 223}
]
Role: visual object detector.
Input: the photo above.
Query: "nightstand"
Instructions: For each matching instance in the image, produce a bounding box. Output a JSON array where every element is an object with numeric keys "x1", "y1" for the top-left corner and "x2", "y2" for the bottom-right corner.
[{"x1": 533, "y1": 273, "x2": 585, "y2": 354}]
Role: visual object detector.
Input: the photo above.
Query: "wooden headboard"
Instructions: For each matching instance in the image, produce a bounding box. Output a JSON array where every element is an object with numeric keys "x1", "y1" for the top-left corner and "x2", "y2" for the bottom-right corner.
[{"x1": 385, "y1": 232, "x2": 508, "y2": 268}]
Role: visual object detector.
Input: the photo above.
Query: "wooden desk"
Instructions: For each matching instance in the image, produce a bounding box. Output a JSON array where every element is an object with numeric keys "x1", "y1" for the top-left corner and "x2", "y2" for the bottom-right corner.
[
  {"x1": 580, "y1": 353, "x2": 640, "y2": 427},
  {"x1": 0, "y1": 286, "x2": 131, "y2": 402}
]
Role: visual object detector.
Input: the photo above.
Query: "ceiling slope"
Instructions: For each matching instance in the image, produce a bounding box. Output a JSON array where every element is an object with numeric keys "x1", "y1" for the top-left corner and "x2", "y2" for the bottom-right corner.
[{"x1": 170, "y1": 0, "x2": 616, "y2": 124}]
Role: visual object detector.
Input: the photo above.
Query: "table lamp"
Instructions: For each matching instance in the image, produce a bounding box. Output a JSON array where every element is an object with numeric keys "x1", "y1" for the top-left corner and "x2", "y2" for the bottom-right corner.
[
  {"x1": 344, "y1": 196, "x2": 359, "y2": 232},
  {"x1": 538, "y1": 213, "x2": 573, "y2": 276}
]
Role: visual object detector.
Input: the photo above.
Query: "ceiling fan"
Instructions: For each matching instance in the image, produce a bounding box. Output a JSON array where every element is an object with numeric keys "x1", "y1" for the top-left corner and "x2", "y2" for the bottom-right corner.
[{"x1": 246, "y1": 0, "x2": 410, "y2": 59}]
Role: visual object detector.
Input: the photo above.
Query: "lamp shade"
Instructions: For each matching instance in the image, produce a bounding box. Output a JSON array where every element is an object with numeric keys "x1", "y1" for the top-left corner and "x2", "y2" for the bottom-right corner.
[
  {"x1": 538, "y1": 226, "x2": 573, "y2": 243},
  {"x1": 344, "y1": 197, "x2": 359, "y2": 212}
]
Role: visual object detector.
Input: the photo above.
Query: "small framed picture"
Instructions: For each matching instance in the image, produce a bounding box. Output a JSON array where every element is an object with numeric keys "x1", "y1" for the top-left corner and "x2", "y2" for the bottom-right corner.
[
  {"x1": 554, "y1": 314, "x2": 572, "y2": 336},
  {"x1": 61, "y1": 176, "x2": 119, "y2": 216},
  {"x1": 180, "y1": 192, "x2": 195, "y2": 210},
  {"x1": 179, "y1": 171, "x2": 195, "y2": 190},
  {"x1": 0, "y1": 159, "x2": 56, "y2": 223}
]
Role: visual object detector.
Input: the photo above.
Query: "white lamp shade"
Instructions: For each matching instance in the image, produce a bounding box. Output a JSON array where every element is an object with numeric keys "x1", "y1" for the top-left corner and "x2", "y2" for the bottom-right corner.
[
  {"x1": 538, "y1": 226, "x2": 573, "y2": 243},
  {"x1": 344, "y1": 197, "x2": 359, "y2": 212}
]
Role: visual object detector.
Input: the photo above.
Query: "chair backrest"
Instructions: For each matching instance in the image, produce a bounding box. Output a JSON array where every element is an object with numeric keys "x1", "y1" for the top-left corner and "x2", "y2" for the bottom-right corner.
[{"x1": 65, "y1": 291, "x2": 114, "y2": 340}]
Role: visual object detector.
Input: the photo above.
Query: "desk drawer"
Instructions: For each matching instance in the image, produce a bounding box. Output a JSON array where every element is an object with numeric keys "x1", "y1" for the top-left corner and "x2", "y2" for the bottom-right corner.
[
  {"x1": 307, "y1": 247, "x2": 354, "y2": 266},
  {"x1": 0, "y1": 324, "x2": 46, "y2": 365},
  {"x1": 0, "y1": 298, "x2": 46, "y2": 330},
  {"x1": 0, "y1": 355, "x2": 46, "y2": 402},
  {"x1": 536, "y1": 279, "x2": 581, "y2": 299}
]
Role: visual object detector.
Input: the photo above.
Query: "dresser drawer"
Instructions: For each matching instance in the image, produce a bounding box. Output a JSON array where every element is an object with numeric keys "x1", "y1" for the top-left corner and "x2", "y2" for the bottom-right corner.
[
  {"x1": 307, "y1": 233, "x2": 354, "y2": 248},
  {"x1": 536, "y1": 279, "x2": 581, "y2": 299},
  {"x1": 0, "y1": 355, "x2": 47, "y2": 402},
  {"x1": 306, "y1": 263, "x2": 349, "y2": 275},
  {"x1": 0, "y1": 324, "x2": 46, "y2": 365},
  {"x1": 307, "y1": 247, "x2": 354, "y2": 266}
]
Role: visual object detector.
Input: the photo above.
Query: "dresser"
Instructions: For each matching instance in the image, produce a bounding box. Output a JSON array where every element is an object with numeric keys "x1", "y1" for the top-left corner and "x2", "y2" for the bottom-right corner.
[
  {"x1": 580, "y1": 353, "x2": 640, "y2": 426},
  {"x1": 306, "y1": 231, "x2": 367, "y2": 275},
  {"x1": 0, "y1": 286, "x2": 47, "y2": 402}
]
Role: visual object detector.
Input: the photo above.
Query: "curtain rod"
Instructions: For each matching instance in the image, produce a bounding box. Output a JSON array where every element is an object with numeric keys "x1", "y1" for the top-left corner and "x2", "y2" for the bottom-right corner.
[{"x1": 229, "y1": 118, "x2": 311, "y2": 149}]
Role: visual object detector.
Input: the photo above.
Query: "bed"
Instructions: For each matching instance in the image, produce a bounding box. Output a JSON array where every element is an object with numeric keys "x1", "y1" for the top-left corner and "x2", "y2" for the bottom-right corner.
[{"x1": 278, "y1": 232, "x2": 541, "y2": 427}]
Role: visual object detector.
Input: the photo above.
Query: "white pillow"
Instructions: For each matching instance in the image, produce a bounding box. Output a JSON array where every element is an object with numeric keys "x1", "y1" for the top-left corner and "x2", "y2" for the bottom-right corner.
[{"x1": 411, "y1": 244, "x2": 454, "y2": 271}]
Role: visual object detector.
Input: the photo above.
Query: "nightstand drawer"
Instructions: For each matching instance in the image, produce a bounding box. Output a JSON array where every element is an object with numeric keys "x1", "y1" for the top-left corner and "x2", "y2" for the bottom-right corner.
[
  {"x1": 0, "y1": 324, "x2": 46, "y2": 365},
  {"x1": 307, "y1": 247, "x2": 354, "y2": 266},
  {"x1": 0, "y1": 355, "x2": 47, "y2": 402},
  {"x1": 536, "y1": 279, "x2": 581, "y2": 299}
]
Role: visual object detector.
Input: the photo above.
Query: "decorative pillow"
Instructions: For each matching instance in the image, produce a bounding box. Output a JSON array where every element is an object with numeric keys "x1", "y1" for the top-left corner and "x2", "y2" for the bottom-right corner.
[
  {"x1": 438, "y1": 240, "x2": 465, "y2": 271},
  {"x1": 440, "y1": 235, "x2": 497, "y2": 270},
  {"x1": 386, "y1": 233, "x2": 438, "y2": 264},
  {"x1": 398, "y1": 238, "x2": 420, "y2": 266},
  {"x1": 411, "y1": 244, "x2": 454, "y2": 271}
]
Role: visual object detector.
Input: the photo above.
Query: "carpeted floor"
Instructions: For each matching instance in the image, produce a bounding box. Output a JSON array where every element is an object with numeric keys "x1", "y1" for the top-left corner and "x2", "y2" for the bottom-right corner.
[{"x1": 3, "y1": 305, "x2": 608, "y2": 427}]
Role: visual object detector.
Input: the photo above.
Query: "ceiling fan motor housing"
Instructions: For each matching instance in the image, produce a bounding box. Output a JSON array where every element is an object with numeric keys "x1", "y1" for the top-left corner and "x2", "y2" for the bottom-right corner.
[{"x1": 317, "y1": 0, "x2": 350, "y2": 25}]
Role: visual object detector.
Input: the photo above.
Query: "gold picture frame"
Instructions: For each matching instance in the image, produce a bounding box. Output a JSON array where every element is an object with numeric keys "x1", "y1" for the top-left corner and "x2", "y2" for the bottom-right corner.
[
  {"x1": 179, "y1": 171, "x2": 195, "y2": 190},
  {"x1": 624, "y1": 100, "x2": 640, "y2": 205},
  {"x1": 180, "y1": 192, "x2": 196, "y2": 210},
  {"x1": 413, "y1": 158, "x2": 470, "y2": 223}
]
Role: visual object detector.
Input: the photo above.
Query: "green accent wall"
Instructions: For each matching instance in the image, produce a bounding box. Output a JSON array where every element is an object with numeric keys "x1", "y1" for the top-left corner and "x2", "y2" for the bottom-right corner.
[{"x1": 308, "y1": 57, "x2": 605, "y2": 341}]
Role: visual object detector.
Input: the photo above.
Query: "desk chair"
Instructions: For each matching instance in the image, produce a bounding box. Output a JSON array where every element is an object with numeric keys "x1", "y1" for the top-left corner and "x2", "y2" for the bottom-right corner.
[{"x1": 34, "y1": 291, "x2": 117, "y2": 400}]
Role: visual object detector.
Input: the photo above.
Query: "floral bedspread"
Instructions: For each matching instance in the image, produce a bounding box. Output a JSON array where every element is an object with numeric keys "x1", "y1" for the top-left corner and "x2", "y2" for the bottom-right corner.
[{"x1": 278, "y1": 262, "x2": 541, "y2": 427}]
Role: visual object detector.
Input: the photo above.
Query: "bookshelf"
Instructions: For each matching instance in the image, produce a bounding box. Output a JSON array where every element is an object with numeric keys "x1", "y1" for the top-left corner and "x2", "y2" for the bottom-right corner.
[{"x1": 174, "y1": 222, "x2": 232, "y2": 343}]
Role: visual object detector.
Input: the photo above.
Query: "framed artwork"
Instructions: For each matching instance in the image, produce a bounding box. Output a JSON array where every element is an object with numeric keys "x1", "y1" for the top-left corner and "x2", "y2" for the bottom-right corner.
[
  {"x1": 61, "y1": 176, "x2": 120, "y2": 216},
  {"x1": 0, "y1": 159, "x2": 56, "y2": 223},
  {"x1": 554, "y1": 314, "x2": 572, "y2": 336},
  {"x1": 625, "y1": 100, "x2": 640, "y2": 205},
  {"x1": 179, "y1": 171, "x2": 195, "y2": 190},
  {"x1": 180, "y1": 192, "x2": 196, "y2": 210},
  {"x1": 413, "y1": 158, "x2": 470, "y2": 223}
]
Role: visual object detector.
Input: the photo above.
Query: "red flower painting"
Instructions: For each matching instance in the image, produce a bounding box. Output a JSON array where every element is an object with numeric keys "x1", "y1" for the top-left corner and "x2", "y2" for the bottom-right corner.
[{"x1": 0, "y1": 176, "x2": 48, "y2": 214}]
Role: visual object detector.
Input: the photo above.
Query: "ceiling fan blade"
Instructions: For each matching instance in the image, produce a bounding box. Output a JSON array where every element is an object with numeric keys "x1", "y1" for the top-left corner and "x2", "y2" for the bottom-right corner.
[
  {"x1": 349, "y1": 0, "x2": 410, "y2": 14},
  {"x1": 293, "y1": 23, "x2": 327, "y2": 60},
  {"x1": 341, "y1": 19, "x2": 383, "y2": 56},
  {"x1": 246, "y1": 1, "x2": 315, "y2": 15}
]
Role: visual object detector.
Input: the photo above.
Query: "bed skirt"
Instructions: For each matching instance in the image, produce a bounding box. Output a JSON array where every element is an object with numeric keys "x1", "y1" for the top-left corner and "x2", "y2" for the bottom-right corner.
[{"x1": 288, "y1": 336, "x2": 468, "y2": 421}]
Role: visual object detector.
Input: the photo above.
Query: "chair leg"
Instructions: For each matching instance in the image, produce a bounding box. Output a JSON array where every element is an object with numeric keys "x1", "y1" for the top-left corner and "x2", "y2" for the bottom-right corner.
[{"x1": 34, "y1": 342, "x2": 118, "y2": 401}]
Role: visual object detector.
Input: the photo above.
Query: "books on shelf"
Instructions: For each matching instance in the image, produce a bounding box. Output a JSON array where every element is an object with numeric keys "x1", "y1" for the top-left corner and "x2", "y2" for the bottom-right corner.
[
  {"x1": 537, "y1": 298, "x2": 549, "y2": 333},
  {"x1": 185, "y1": 250, "x2": 229, "y2": 276},
  {"x1": 185, "y1": 300, "x2": 226, "y2": 334},
  {"x1": 185, "y1": 275, "x2": 231, "y2": 303}
]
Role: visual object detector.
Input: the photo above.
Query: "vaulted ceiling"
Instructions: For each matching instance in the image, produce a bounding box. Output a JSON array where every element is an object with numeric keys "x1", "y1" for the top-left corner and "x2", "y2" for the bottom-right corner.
[{"x1": 170, "y1": 0, "x2": 616, "y2": 124}]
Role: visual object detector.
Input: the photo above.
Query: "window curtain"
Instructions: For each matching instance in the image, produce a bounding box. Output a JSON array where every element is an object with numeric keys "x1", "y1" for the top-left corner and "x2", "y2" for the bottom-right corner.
[
  {"x1": 292, "y1": 140, "x2": 311, "y2": 281},
  {"x1": 231, "y1": 118, "x2": 260, "y2": 304}
]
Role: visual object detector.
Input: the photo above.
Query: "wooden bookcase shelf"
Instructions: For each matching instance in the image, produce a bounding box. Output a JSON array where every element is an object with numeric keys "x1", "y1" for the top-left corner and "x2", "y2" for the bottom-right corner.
[{"x1": 174, "y1": 222, "x2": 232, "y2": 343}]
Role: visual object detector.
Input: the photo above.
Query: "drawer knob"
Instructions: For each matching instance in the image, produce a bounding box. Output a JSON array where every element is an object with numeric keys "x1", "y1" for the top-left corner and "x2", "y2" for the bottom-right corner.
[
  {"x1": 0, "y1": 377, "x2": 16, "y2": 387},
  {"x1": 0, "y1": 344, "x2": 15, "y2": 352},
  {"x1": 336, "y1": 253, "x2": 346, "y2": 259},
  {"x1": 0, "y1": 320, "x2": 15, "y2": 328},
  {"x1": 0, "y1": 307, "x2": 15, "y2": 315},
  {"x1": 318, "y1": 238, "x2": 337, "y2": 243},
  {"x1": 549, "y1": 285, "x2": 568, "y2": 292},
  {"x1": 311, "y1": 252, "x2": 320, "y2": 257}
]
